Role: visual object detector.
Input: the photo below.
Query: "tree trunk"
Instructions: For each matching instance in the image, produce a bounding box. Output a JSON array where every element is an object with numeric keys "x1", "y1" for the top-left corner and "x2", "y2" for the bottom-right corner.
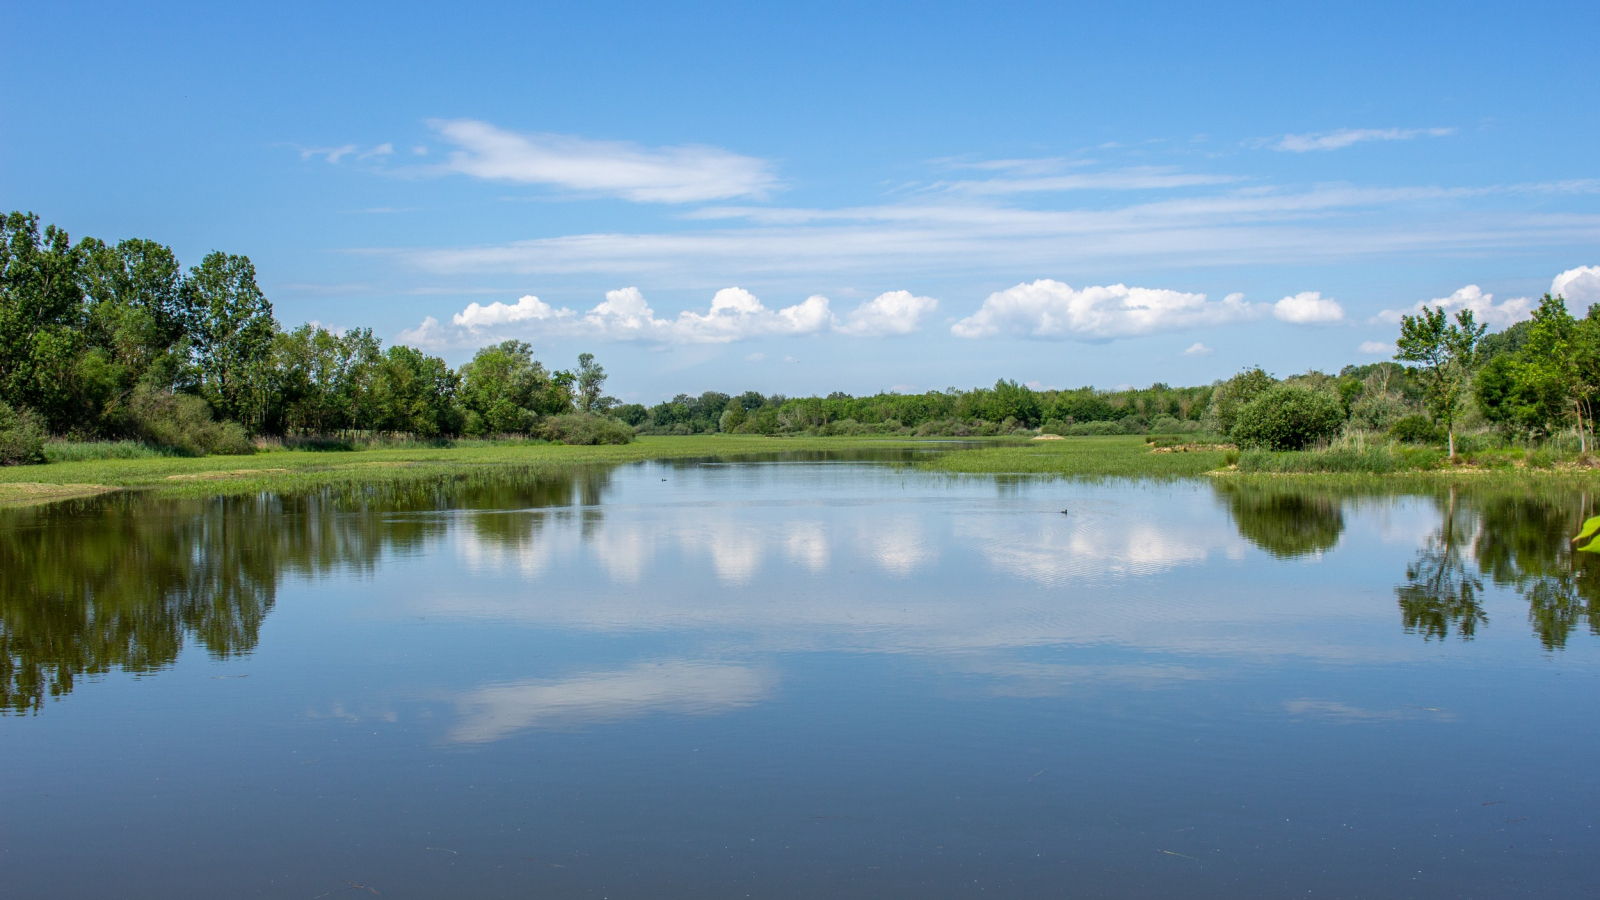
[{"x1": 1448, "y1": 427, "x2": 1455, "y2": 459}]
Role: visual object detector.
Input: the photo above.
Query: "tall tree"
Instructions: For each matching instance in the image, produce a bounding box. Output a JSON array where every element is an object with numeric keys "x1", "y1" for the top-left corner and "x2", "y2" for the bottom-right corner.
[
  {"x1": 1515, "y1": 294, "x2": 1600, "y2": 453},
  {"x1": 186, "y1": 252, "x2": 275, "y2": 429},
  {"x1": 0, "y1": 212, "x2": 88, "y2": 432},
  {"x1": 1395, "y1": 306, "x2": 1485, "y2": 457},
  {"x1": 575, "y1": 352, "x2": 607, "y2": 413}
]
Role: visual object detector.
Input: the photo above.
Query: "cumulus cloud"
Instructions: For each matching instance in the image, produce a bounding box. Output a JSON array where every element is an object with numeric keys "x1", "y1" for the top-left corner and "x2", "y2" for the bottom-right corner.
[
  {"x1": 452, "y1": 294, "x2": 573, "y2": 329},
  {"x1": 836, "y1": 290, "x2": 938, "y2": 336},
  {"x1": 951, "y1": 280, "x2": 1258, "y2": 340},
  {"x1": 1272, "y1": 291, "x2": 1345, "y2": 324},
  {"x1": 1183, "y1": 342, "x2": 1214, "y2": 356},
  {"x1": 1273, "y1": 127, "x2": 1455, "y2": 152},
  {"x1": 402, "y1": 287, "x2": 945, "y2": 347},
  {"x1": 1377, "y1": 284, "x2": 1535, "y2": 329},
  {"x1": 1552, "y1": 265, "x2": 1600, "y2": 305},
  {"x1": 1358, "y1": 340, "x2": 1394, "y2": 355},
  {"x1": 428, "y1": 119, "x2": 777, "y2": 203}
]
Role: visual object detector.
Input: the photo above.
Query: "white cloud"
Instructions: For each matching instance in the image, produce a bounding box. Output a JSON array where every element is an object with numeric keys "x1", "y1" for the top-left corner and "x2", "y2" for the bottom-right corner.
[
  {"x1": 951, "y1": 280, "x2": 1259, "y2": 340},
  {"x1": 1358, "y1": 340, "x2": 1393, "y2": 355},
  {"x1": 428, "y1": 118, "x2": 777, "y2": 203},
  {"x1": 357, "y1": 143, "x2": 394, "y2": 160},
  {"x1": 1183, "y1": 342, "x2": 1214, "y2": 356},
  {"x1": 942, "y1": 166, "x2": 1242, "y2": 195},
  {"x1": 1272, "y1": 291, "x2": 1345, "y2": 324},
  {"x1": 452, "y1": 294, "x2": 573, "y2": 329},
  {"x1": 1377, "y1": 284, "x2": 1535, "y2": 329},
  {"x1": 404, "y1": 286, "x2": 952, "y2": 347},
  {"x1": 744, "y1": 352, "x2": 765, "y2": 362},
  {"x1": 1552, "y1": 265, "x2": 1600, "y2": 306},
  {"x1": 836, "y1": 290, "x2": 939, "y2": 336},
  {"x1": 300, "y1": 144, "x2": 360, "y2": 163},
  {"x1": 1273, "y1": 127, "x2": 1455, "y2": 152},
  {"x1": 393, "y1": 179, "x2": 1600, "y2": 283}
]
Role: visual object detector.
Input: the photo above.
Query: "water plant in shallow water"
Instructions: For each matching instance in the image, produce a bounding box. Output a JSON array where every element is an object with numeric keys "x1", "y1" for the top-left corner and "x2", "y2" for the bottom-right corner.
[{"x1": 1574, "y1": 516, "x2": 1600, "y2": 553}]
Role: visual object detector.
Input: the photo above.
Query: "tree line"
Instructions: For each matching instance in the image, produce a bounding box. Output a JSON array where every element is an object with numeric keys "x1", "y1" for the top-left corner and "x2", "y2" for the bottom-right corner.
[
  {"x1": 0, "y1": 212, "x2": 629, "y2": 461},
  {"x1": 4, "y1": 211, "x2": 1596, "y2": 462}
]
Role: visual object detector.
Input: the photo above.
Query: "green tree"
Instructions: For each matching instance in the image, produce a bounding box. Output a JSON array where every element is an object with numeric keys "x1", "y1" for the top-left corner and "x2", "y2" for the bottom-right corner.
[
  {"x1": 458, "y1": 340, "x2": 569, "y2": 435},
  {"x1": 370, "y1": 345, "x2": 461, "y2": 437},
  {"x1": 575, "y1": 352, "x2": 607, "y2": 413},
  {"x1": 186, "y1": 252, "x2": 275, "y2": 430},
  {"x1": 1394, "y1": 306, "x2": 1485, "y2": 457},
  {"x1": 1514, "y1": 295, "x2": 1600, "y2": 453},
  {"x1": 1229, "y1": 383, "x2": 1345, "y2": 450},
  {"x1": 0, "y1": 212, "x2": 90, "y2": 433}
]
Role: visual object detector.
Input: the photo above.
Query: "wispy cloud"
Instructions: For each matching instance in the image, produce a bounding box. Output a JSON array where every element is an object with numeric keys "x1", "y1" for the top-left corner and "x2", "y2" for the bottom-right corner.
[
  {"x1": 1272, "y1": 127, "x2": 1455, "y2": 152},
  {"x1": 938, "y1": 166, "x2": 1242, "y2": 196},
  {"x1": 400, "y1": 286, "x2": 938, "y2": 348},
  {"x1": 387, "y1": 182, "x2": 1600, "y2": 282},
  {"x1": 1183, "y1": 342, "x2": 1214, "y2": 356},
  {"x1": 299, "y1": 144, "x2": 361, "y2": 163},
  {"x1": 427, "y1": 119, "x2": 777, "y2": 203}
]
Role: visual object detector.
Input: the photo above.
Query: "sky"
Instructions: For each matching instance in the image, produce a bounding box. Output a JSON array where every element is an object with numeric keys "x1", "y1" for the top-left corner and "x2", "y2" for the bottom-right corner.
[{"x1": 4, "y1": 0, "x2": 1598, "y2": 402}]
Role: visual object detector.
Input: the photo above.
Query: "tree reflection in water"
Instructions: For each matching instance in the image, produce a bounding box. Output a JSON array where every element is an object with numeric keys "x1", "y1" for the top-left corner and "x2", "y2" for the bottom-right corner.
[
  {"x1": 1217, "y1": 482, "x2": 1345, "y2": 559},
  {"x1": 1397, "y1": 488, "x2": 1487, "y2": 640},
  {"x1": 0, "y1": 468, "x2": 614, "y2": 713}
]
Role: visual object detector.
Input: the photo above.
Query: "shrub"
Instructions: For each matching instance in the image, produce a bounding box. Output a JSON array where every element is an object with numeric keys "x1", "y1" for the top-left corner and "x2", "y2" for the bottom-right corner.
[
  {"x1": 126, "y1": 387, "x2": 253, "y2": 456},
  {"x1": 1389, "y1": 415, "x2": 1442, "y2": 445},
  {"x1": 1229, "y1": 384, "x2": 1344, "y2": 451},
  {"x1": 536, "y1": 414, "x2": 635, "y2": 445},
  {"x1": 0, "y1": 401, "x2": 47, "y2": 465}
]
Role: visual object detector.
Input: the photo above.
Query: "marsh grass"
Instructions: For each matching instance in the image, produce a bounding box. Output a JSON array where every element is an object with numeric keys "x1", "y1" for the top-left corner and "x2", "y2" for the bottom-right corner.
[
  {"x1": 42, "y1": 440, "x2": 177, "y2": 462},
  {"x1": 0, "y1": 435, "x2": 935, "y2": 500},
  {"x1": 920, "y1": 435, "x2": 1228, "y2": 478}
]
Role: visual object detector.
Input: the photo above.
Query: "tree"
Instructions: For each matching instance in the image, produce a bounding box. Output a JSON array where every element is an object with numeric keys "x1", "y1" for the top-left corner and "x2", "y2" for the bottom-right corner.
[
  {"x1": 1229, "y1": 383, "x2": 1345, "y2": 450},
  {"x1": 1394, "y1": 306, "x2": 1485, "y2": 458},
  {"x1": 457, "y1": 340, "x2": 566, "y2": 435},
  {"x1": 0, "y1": 212, "x2": 89, "y2": 432},
  {"x1": 575, "y1": 352, "x2": 607, "y2": 413},
  {"x1": 1514, "y1": 295, "x2": 1600, "y2": 453},
  {"x1": 186, "y1": 252, "x2": 275, "y2": 430}
]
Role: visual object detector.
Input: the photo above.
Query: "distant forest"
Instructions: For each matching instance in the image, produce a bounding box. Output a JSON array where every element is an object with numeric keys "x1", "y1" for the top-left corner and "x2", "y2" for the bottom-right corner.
[{"x1": 2, "y1": 211, "x2": 1596, "y2": 462}]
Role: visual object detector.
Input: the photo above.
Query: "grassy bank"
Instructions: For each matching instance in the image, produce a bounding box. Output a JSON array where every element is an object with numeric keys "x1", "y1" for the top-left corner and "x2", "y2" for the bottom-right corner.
[
  {"x1": 4, "y1": 434, "x2": 1596, "y2": 507},
  {"x1": 0, "y1": 435, "x2": 947, "y2": 504}
]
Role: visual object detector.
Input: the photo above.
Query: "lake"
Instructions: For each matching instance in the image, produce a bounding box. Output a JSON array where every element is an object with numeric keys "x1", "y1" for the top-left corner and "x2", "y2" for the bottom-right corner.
[{"x1": 2, "y1": 455, "x2": 1598, "y2": 898}]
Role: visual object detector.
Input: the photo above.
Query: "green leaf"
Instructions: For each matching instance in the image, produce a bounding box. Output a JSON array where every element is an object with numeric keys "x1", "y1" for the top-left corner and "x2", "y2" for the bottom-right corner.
[
  {"x1": 1574, "y1": 516, "x2": 1600, "y2": 545},
  {"x1": 1577, "y1": 535, "x2": 1600, "y2": 554}
]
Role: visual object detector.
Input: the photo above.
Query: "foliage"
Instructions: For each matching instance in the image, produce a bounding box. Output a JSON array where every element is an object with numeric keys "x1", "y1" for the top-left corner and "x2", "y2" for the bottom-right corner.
[
  {"x1": 1229, "y1": 383, "x2": 1345, "y2": 451},
  {"x1": 537, "y1": 413, "x2": 636, "y2": 445},
  {"x1": 1389, "y1": 414, "x2": 1443, "y2": 445},
  {"x1": 1394, "y1": 305, "x2": 1485, "y2": 456},
  {"x1": 124, "y1": 386, "x2": 253, "y2": 456},
  {"x1": 0, "y1": 400, "x2": 46, "y2": 465},
  {"x1": 1201, "y1": 367, "x2": 1276, "y2": 436}
]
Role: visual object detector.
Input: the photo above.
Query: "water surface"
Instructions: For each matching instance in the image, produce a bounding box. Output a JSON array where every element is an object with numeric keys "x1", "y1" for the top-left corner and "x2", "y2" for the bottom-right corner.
[{"x1": 3, "y1": 459, "x2": 1598, "y2": 898}]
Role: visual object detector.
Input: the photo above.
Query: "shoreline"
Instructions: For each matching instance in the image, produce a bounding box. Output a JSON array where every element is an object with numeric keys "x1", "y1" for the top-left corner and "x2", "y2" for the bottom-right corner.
[{"x1": 3, "y1": 434, "x2": 1596, "y2": 507}]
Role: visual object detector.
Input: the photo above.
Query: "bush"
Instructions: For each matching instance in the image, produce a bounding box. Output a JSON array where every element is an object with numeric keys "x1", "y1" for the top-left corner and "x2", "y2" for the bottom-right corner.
[
  {"x1": 1229, "y1": 384, "x2": 1344, "y2": 451},
  {"x1": 0, "y1": 401, "x2": 47, "y2": 465},
  {"x1": 1388, "y1": 415, "x2": 1442, "y2": 445},
  {"x1": 126, "y1": 387, "x2": 253, "y2": 456},
  {"x1": 536, "y1": 414, "x2": 635, "y2": 445}
]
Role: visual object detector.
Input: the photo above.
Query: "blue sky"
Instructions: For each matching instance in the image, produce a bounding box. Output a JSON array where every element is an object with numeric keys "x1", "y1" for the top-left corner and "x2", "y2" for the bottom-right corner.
[{"x1": 5, "y1": 1, "x2": 1598, "y2": 401}]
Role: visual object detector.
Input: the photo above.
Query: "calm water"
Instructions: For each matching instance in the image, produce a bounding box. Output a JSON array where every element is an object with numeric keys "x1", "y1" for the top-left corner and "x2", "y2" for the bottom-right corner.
[{"x1": 3, "y1": 458, "x2": 1598, "y2": 898}]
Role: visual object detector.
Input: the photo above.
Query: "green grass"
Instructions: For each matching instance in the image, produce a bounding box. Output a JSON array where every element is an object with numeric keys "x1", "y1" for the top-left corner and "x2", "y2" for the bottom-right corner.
[
  {"x1": 42, "y1": 439, "x2": 176, "y2": 462},
  {"x1": 918, "y1": 435, "x2": 1229, "y2": 478},
  {"x1": 0, "y1": 434, "x2": 936, "y2": 501},
  {"x1": 5, "y1": 433, "x2": 1598, "y2": 507}
]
